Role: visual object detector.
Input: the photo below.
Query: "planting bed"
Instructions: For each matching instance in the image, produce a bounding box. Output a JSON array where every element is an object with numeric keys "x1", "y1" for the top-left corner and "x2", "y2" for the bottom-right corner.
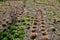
[{"x1": 0, "y1": 0, "x2": 60, "y2": 40}]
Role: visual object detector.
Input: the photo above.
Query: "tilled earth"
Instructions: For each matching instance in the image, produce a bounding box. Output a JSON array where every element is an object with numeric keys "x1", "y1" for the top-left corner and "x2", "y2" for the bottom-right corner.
[{"x1": 0, "y1": 0, "x2": 60, "y2": 40}]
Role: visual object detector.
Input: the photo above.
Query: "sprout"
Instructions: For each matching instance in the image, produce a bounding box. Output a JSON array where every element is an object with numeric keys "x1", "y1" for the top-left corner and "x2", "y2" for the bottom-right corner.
[
  {"x1": 18, "y1": 31, "x2": 25, "y2": 35},
  {"x1": 20, "y1": 17, "x2": 26, "y2": 22},
  {"x1": 15, "y1": 23, "x2": 19, "y2": 26},
  {"x1": 10, "y1": 26, "x2": 16, "y2": 30},
  {"x1": 26, "y1": 18, "x2": 30, "y2": 21},
  {"x1": 26, "y1": 22, "x2": 30, "y2": 26},
  {"x1": 27, "y1": 15, "x2": 30, "y2": 18},
  {"x1": 31, "y1": 16, "x2": 34, "y2": 19},
  {"x1": 51, "y1": 27, "x2": 56, "y2": 31},
  {"x1": 14, "y1": 33, "x2": 19, "y2": 38},
  {"x1": 19, "y1": 26, "x2": 25, "y2": 30},
  {"x1": 23, "y1": 21, "x2": 30, "y2": 26},
  {"x1": 23, "y1": 22, "x2": 26, "y2": 25},
  {"x1": 23, "y1": 21, "x2": 30, "y2": 29},
  {"x1": 27, "y1": 23, "x2": 30, "y2": 26},
  {"x1": 53, "y1": 18, "x2": 56, "y2": 23},
  {"x1": 19, "y1": 34, "x2": 25, "y2": 38}
]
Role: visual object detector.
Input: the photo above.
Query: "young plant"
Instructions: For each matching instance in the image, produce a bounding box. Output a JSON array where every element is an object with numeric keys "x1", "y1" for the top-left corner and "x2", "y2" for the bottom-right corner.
[
  {"x1": 53, "y1": 18, "x2": 56, "y2": 23},
  {"x1": 20, "y1": 17, "x2": 26, "y2": 22},
  {"x1": 15, "y1": 23, "x2": 19, "y2": 26},
  {"x1": 27, "y1": 15, "x2": 30, "y2": 18},
  {"x1": 10, "y1": 26, "x2": 16, "y2": 30},
  {"x1": 11, "y1": 30, "x2": 17, "y2": 34},
  {"x1": 26, "y1": 18, "x2": 30, "y2": 21},
  {"x1": 19, "y1": 26, "x2": 25, "y2": 30},
  {"x1": 26, "y1": 22, "x2": 30, "y2": 26},
  {"x1": 31, "y1": 16, "x2": 34, "y2": 19},
  {"x1": 8, "y1": 34, "x2": 14, "y2": 39},
  {"x1": 51, "y1": 27, "x2": 56, "y2": 31},
  {"x1": 14, "y1": 33, "x2": 19, "y2": 38},
  {"x1": 26, "y1": 22, "x2": 30, "y2": 29}
]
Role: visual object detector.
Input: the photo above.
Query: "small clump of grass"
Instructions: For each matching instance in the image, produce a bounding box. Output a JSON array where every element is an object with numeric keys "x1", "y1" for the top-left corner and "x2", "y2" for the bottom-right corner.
[
  {"x1": 51, "y1": 27, "x2": 56, "y2": 31},
  {"x1": 20, "y1": 17, "x2": 26, "y2": 22}
]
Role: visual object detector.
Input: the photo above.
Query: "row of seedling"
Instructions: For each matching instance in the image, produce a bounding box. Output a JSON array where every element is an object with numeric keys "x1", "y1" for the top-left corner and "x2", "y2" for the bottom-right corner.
[
  {"x1": 40, "y1": 10, "x2": 49, "y2": 40},
  {"x1": 16, "y1": 13, "x2": 34, "y2": 40},
  {"x1": 30, "y1": 12, "x2": 38, "y2": 39},
  {"x1": 23, "y1": 13, "x2": 34, "y2": 29}
]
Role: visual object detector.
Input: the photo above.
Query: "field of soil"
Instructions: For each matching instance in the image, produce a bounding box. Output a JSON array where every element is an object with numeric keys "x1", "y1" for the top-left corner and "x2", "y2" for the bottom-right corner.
[{"x1": 0, "y1": 0, "x2": 60, "y2": 40}]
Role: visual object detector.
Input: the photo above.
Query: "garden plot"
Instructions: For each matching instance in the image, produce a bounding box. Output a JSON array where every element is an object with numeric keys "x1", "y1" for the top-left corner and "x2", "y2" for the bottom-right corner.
[{"x1": 0, "y1": 0, "x2": 60, "y2": 40}]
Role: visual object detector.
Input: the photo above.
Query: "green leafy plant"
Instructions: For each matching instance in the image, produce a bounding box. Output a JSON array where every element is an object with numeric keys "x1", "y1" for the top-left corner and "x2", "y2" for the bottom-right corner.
[
  {"x1": 19, "y1": 26, "x2": 25, "y2": 30},
  {"x1": 25, "y1": 21, "x2": 30, "y2": 29},
  {"x1": 11, "y1": 30, "x2": 17, "y2": 34},
  {"x1": 10, "y1": 26, "x2": 16, "y2": 30},
  {"x1": 15, "y1": 23, "x2": 19, "y2": 26},
  {"x1": 26, "y1": 18, "x2": 30, "y2": 21},
  {"x1": 23, "y1": 22, "x2": 26, "y2": 25},
  {"x1": 27, "y1": 15, "x2": 30, "y2": 18},
  {"x1": 23, "y1": 21, "x2": 30, "y2": 25},
  {"x1": 14, "y1": 33, "x2": 19, "y2": 38},
  {"x1": 31, "y1": 16, "x2": 34, "y2": 19},
  {"x1": 20, "y1": 17, "x2": 26, "y2": 22},
  {"x1": 2, "y1": 30, "x2": 8, "y2": 38},
  {"x1": 17, "y1": 31, "x2": 25, "y2": 38},
  {"x1": 25, "y1": 21, "x2": 30, "y2": 26},
  {"x1": 8, "y1": 34, "x2": 14, "y2": 39},
  {"x1": 51, "y1": 27, "x2": 56, "y2": 31},
  {"x1": 0, "y1": 29, "x2": 8, "y2": 40}
]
